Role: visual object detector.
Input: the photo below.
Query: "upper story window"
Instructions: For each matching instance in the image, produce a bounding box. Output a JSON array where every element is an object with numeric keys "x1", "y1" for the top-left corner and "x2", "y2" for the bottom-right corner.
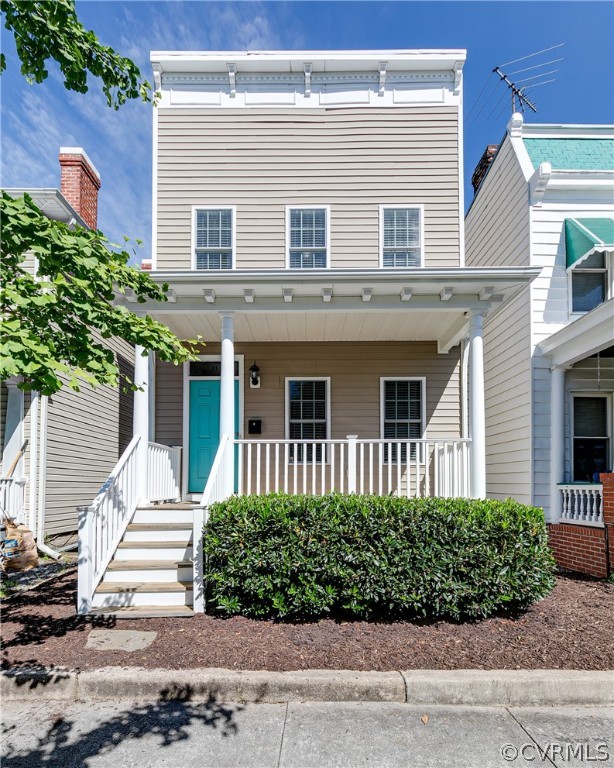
[
  {"x1": 287, "y1": 207, "x2": 329, "y2": 268},
  {"x1": 193, "y1": 207, "x2": 234, "y2": 269},
  {"x1": 571, "y1": 252, "x2": 609, "y2": 313},
  {"x1": 380, "y1": 206, "x2": 423, "y2": 268}
]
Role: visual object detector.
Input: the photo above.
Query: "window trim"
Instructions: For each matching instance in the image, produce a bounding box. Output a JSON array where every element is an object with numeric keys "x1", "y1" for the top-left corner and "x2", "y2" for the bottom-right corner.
[
  {"x1": 380, "y1": 377, "x2": 427, "y2": 445},
  {"x1": 568, "y1": 251, "x2": 612, "y2": 317},
  {"x1": 285, "y1": 377, "x2": 332, "y2": 446},
  {"x1": 285, "y1": 205, "x2": 331, "y2": 269},
  {"x1": 379, "y1": 205, "x2": 425, "y2": 269},
  {"x1": 191, "y1": 205, "x2": 236, "y2": 270},
  {"x1": 571, "y1": 391, "x2": 613, "y2": 481}
]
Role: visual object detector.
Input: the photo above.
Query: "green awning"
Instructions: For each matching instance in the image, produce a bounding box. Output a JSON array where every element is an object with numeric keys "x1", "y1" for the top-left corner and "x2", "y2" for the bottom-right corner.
[{"x1": 565, "y1": 218, "x2": 614, "y2": 271}]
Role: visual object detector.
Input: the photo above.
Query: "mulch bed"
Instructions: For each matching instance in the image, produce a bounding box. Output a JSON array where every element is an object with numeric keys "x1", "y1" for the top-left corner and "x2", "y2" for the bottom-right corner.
[{"x1": 1, "y1": 569, "x2": 613, "y2": 672}]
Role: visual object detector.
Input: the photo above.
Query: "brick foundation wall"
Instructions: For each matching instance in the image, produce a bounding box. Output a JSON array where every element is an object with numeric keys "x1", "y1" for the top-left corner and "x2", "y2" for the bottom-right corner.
[{"x1": 547, "y1": 472, "x2": 613, "y2": 579}]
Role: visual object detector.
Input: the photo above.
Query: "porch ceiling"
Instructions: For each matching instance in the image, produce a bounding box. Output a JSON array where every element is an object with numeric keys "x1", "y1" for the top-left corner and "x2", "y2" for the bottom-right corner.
[{"x1": 121, "y1": 266, "x2": 541, "y2": 346}]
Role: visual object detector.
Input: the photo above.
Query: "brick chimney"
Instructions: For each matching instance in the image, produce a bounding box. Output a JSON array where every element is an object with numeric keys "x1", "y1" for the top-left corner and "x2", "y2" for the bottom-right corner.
[
  {"x1": 471, "y1": 144, "x2": 498, "y2": 195},
  {"x1": 59, "y1": 147, "x2": 101, "y2": 230}
]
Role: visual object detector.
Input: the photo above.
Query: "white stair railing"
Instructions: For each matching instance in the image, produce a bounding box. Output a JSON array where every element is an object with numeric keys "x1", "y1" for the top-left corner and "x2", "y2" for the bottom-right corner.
[
  {"x1": 0, "y1": 477, "x2": 27, "y2": 523},
  {"x1": 147, "y1": 442, "x2": 181, "y2": 502},
  {"x1": 193, "y1": 434, "x2": 234, "y2": 613},
  {"x1": 235, "y1": 437, "x2": 472, "y2": 498},
  {"x1": 77, "y1": 435, "x2": 141, "y2": 614},
  {"x1": 559, "y1": 484, "x2": 604, "y2": 525}
]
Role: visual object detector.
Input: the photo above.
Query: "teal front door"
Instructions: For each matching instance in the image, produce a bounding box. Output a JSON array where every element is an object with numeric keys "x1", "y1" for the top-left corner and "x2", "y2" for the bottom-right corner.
[{"x1": 188, "y1": 380, "x2": 239, "y2": 494}]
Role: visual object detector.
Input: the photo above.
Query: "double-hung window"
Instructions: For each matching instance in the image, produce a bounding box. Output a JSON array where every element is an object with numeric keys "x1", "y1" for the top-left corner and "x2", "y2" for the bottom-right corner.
[
  {"x1": 571, "y1": 252, "x2": 608, "y2": 313},
  {"x1": 286, "y1": 378, "x2": 330, "y2": 462},
  {"x1": 572, "y1": 395, "x2": 610, "y2": 481},
  {"x1": 380, "y1": 206, "x2": 423, "y2": 268},
  {"x1": 193, "y1": 207, "x2": 234, "y2": 269},
  {"x1": 381, "y1": 378, "x2": 424, "y2": 462},
  {"x1": 287, "y1": 207, "x2": 329, "y2": 268}
]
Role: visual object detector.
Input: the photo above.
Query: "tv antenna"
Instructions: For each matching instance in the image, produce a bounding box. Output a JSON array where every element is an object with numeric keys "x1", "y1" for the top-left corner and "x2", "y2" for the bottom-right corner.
[{"x1": 467, "y1": 43, "x2": 564, "y2": 125}]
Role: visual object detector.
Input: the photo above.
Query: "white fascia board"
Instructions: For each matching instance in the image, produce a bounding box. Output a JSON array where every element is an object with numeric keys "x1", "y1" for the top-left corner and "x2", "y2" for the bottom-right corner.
[
  {"x1": 151, "y1": 49, "x2": 466, "y2": 74},
  {"x1": 539, "y1": 298, "x2": 614, "y2": 367},
  {"x1": 3, "y1": 188, "x2": 88, "y2": 228}
]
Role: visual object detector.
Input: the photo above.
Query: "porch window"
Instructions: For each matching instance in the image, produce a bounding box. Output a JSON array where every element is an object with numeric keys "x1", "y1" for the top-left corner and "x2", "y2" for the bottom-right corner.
[
  {"x1": 380, "y1": 207, "x2": 422, "y2": 268},
  {"x1": 286, "y1": 378, "x2": 329, "y2": 462},
  {"x1": 573, "y1": 395, "x2": 610, "y2": 481},
  {"x1": 287, "y1": 208, "x2": 328, "y2": 268},
  {"x1": 381, "y1": 379, "x2": 424, "y2": 462},
  {"x1": 571, "y1": 252, "x2": 608, "y2": 313},
  {"x1": 193, "y1": 208, "x2": 233, "y2": 269}
]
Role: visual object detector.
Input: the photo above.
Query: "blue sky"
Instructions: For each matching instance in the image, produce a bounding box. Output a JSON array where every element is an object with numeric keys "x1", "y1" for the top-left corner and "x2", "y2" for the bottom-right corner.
[{"x1": 1, "y1": 1, "x2": 613, "y2": 263}]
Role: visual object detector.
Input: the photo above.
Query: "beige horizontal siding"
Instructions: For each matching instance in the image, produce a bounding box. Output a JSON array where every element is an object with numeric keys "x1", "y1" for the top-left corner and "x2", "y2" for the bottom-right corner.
[
  {"x1": 156, "y1": 107, "x2": 460, "y2": 270},
  {"x1": 155, "y1": 341, "x2": 461, "y2": 450},
  {"x1": 43, "y1": 337, "x2": 134, "y2": 536}
]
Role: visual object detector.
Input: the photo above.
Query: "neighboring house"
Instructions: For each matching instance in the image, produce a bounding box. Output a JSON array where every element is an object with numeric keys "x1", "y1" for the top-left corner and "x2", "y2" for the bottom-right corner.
[
  {"x1": 1, "y1": 149, "x2": 134, "y2": 552},
  {"x1": 465, "y1": 114, "x2": 614, "y2": 577},
  {"x1": 77, "y1": 49, "x2": 540, "y2": 616}
]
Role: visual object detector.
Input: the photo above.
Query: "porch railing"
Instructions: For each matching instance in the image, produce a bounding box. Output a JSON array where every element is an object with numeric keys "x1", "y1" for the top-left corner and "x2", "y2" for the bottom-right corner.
[
  {"x1": 0, "y1": 477, "x2": 27, "y2": 523},
  {"x1": 77, "y1": 435, "x2": 141, "y2": 614},
  {"x1": 193, "y1": 434, "x2": 234, "y2": 612},
  {"x1": 559, "y1": 483, "x2": 604, "y2": 526},
  {"x1": 236, "y1": 437, "x2": 472, "y2": 498},
  {"x1": 147, "y1": 442, "x2": 181, "y2": 502}
]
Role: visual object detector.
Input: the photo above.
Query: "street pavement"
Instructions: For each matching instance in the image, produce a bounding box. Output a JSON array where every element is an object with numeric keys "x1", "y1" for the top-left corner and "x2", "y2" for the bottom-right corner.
[{"x1": 2, "y1": 699, "x2": 612, "y2": 767}]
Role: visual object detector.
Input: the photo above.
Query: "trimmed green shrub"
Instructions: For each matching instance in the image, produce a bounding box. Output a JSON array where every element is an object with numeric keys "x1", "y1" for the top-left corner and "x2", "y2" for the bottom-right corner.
[{"x1": 203, "y1": 493, "x2": 556, "y2": 621}]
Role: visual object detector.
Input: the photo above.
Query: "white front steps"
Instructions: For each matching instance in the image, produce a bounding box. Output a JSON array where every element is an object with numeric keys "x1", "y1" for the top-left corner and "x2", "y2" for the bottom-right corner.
[{"x1": 89, "y1": 505, "x2": 197, "y2": 617}]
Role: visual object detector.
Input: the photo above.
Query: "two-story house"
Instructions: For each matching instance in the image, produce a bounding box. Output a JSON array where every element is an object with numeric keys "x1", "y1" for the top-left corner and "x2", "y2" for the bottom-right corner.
[
  {"x1": 466, "y1": 114, "x2": 614, "y2": 578},
  {"x1": 79, "y1": 50, "x2": 540, "y2": 616}
]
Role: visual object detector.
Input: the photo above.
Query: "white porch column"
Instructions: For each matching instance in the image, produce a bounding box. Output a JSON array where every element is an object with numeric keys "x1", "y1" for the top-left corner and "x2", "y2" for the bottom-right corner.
[
  {"x1": 133, "y1": 344, "x2": 150, "y2": 504},
  {"x1": 469, "y1": 311, "x2": 486, "y2": 499},
  {"x1": 219, "y1": 312, "x2": 235, "y2": 495},
  {"x1": 2, "y1": 377, "x2": 24, "y2": 476},
  {"x1": 549, "y1": 366, "x2": 566, "y2": 523}
]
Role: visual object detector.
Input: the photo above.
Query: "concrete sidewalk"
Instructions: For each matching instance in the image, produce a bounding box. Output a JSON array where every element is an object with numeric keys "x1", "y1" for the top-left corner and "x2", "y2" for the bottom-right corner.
[
  {"x1": 2, "y1": 667, "x2": 614, "y2": 707},
  {"x1": 2, "y1": 699, "x2": 613, "y2": 767}
]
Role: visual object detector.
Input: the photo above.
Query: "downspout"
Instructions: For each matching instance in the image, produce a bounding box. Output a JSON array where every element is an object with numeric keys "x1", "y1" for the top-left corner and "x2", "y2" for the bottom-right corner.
[
  {"x1": 35, "y1": 394, "x2": 62, "y2": 561},
  {"x1": 28, "y1": 391, "x2": 38, "y2": 533}
]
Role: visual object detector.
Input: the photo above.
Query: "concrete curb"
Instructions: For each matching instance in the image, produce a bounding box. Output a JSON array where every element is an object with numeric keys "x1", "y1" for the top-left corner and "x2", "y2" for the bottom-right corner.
[{"x1": 2, "y1": 667, "x2": 613, "y2": 706}]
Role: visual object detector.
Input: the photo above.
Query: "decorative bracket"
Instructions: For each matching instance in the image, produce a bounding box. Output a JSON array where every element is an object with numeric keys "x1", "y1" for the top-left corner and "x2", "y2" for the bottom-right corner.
[
  {"x1": 529, "y1": 162, "x2": 552, "y2": 206},
  {"x1": 152, "y1": 63, "x2": 162, "y2": 92},
  {"x1": 378, "y1": 62, "x2": 387, "y2": 96},
  {"x1": 453, "y1": 62, "x2": 462, "y2": 94},
  {"x1": 227, "y1": 64, "x2": 237, "y2": 98},
  {"x1": 304, "y1": 63, "x2": 312, "y2": 97}
]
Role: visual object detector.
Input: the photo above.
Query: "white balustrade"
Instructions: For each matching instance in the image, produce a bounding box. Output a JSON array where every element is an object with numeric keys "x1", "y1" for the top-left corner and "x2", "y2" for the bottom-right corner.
[
  {"x1": 147, "y1": 442, "x2": 181, "y2": 503},
  {"x1": 235, "y1": 438, "x2": 472, "y2": 498},
  {"x1": 0, "y1": 477, "x2": 27, "y2": 523},
  {"x1": 559, "y1": 484, "x2": 604, "y2": 525},
  {"x1": 193, "y1": 434, "x2": 234, "y2": 612},
  {"x1": 77, "y1": 435, "x2": 141, "y2": 614}
]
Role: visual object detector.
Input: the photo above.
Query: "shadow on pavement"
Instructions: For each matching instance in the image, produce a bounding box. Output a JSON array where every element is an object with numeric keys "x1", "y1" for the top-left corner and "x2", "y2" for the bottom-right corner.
[{"x1": 2, "y1": 684, "x2": 244, "y2": 767}]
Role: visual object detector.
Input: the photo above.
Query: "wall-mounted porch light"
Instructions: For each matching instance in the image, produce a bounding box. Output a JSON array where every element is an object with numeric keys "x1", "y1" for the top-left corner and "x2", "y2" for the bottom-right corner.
[{"x1": 249, "y1": 361, "x2": 261, "y2": 389}]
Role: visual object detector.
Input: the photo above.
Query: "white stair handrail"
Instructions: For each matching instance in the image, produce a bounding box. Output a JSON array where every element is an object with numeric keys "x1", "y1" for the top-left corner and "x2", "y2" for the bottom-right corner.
[
  {"x1": 77, "y1": 435, "x2": 141, "y2": 615},
  {"x1": 193, "y1": 434, "x2": 233, "y2": 613}
]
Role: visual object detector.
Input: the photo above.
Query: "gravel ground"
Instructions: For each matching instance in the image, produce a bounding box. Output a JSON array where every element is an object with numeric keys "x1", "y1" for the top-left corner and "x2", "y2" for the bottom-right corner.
[
  {"x1": 2, "y1": 570, "x2": 613, "y2": 672},
  {"x1": 0, "y1": 557, "x2": 76, "y2": 596}
]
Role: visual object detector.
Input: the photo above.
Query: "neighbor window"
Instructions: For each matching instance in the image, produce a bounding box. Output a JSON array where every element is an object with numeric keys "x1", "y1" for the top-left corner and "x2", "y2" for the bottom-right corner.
[
  {"x1": 573, "y1": 396, "x2": 610, "y2": 482},
  {"x1": 381, "y1": 207, "x2": 422, "y2": 268},
  {"x1": 381, "y1": 379, "x2": 424, "y2": 462},
  {"x1": 286, "y1": 379, "x2": 329, "y2": 461},
  {"x1": 287, "y1": 208, "x2": 328, "y2": 268},
  {"x1": 194, "y1": 208, "x2": 233, "y2": 269},
  {"x1": 571, "y1": 253, "x2": 608, "y2": 312}
]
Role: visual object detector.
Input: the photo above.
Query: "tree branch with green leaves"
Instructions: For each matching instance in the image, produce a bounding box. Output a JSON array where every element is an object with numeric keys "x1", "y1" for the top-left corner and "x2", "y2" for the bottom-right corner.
[
  {"x1": 0, "y1": 192, "x2": 197, "y2": 395},
  {"x1": 0, "y1": 0, "x2": 154, "y2": 108}
]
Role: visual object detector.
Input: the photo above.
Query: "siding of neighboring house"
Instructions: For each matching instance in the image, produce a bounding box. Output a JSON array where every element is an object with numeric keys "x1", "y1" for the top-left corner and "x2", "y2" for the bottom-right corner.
[
  {"x1": 42, "y1": 338, "x2": 134, "y2": 536},
  {"x1": 530, "y1": 202, "x2": 614, "y2": 513},
  {"x1": 155, "y1": 107, "x2": 460, "y2": 270},
  {"x1": 465, "y1": 137, "x2": 533, "y2": 503},
  {"x1": 155, "y1": 341, "x2": 461, "y2": 448}
]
